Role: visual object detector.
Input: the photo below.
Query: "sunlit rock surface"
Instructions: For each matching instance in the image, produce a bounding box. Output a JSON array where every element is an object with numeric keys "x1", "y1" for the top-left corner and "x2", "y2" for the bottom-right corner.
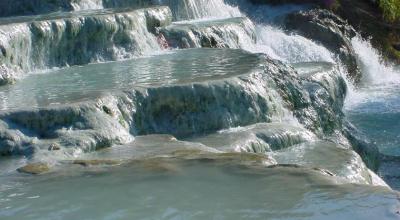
[{"x1": 0, "y1": 6, "x2": 172, "y2": 85}]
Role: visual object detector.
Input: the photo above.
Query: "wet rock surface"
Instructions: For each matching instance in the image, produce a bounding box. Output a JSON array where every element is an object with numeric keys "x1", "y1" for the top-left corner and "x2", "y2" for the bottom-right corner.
[
  {"x1": 284, "y1": 9, "x2": 361, "y2": 81},
  {"x1": 0, "y1": 0, "x2": 398, "y2": 218},
  {"x1": 159, "y1": 17, "x2": 256, "y2": 49},
  {"x1": 188, "y1": 122, "x2": 315, "y2": 153},
  {"x1": 17, "y1": 162, "x2": 50, "y2": 175},
  {"x1": 0, "y1": 49, "x2": 349, "y2": 156}
]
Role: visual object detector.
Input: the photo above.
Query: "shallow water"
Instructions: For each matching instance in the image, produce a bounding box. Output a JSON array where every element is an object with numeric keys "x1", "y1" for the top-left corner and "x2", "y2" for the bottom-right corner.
[
  {"x1": 0, "y1": 49, "x2": 262, "y2": 110},
  {"x1": 0, "y1": 160, "x2": 399, "y2": 220},
  {"x1": 1, "y1": 0, "x2": 400, "y2": 219}
]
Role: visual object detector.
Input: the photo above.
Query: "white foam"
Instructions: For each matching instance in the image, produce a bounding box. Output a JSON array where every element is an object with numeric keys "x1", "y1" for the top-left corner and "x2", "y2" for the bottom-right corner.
[
  {"x1": 345, "y1": 37, "x2": 400, "y2": 110},
  {"x1": 247, "y1": 25, "x2": 334, "y2": 63}
]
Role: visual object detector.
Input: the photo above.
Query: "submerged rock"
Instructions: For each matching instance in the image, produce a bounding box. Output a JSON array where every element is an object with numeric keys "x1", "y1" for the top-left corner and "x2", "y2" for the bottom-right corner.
[
  {"x1": 5, "y1": 156, "x2": 399, "y2": 220},
  {"x1": 273, "y1": 140, "x2": 374, "y2": 184},
  {"x1": 17, "y1": 162, "x2": 50, "y2": 175},
  {"x1": 72, "y1": 159, "x2": 122, "y2": 167},
  {"x1": 188, "y1": 122, "x2": 315, "y2": 153},
  {"x1": 284, "y1": 9, "x2": 361, "y2": 81},
  {"x1": 343, "y1": 121, "x2": 380, "y2": 171}
]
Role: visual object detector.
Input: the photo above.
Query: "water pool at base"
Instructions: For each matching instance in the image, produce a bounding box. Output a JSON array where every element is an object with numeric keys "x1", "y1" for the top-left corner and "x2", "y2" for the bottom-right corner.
[{"x1": 0, "y1": 159, "x2": 399, "y2": 220}]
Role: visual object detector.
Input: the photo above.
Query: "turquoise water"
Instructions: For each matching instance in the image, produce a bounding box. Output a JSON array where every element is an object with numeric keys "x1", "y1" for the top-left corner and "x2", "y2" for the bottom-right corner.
[
  {"x1": 346, "y1": 84, "x2": 400, "y2": 189},
  {"x1": 346, "y1": 38, "x2": 400, "y2": 189},
  {"x1": 1, "y1": 0, "x2": 400, "y2": 219},
  {"x1": 0, "y1": 158, "x2": 398, "y2": 220},
  {"x1": 346, "y1": 86, "x2": 400, "y2": 157},
  {"x1": 0, "y1": 49, "x2": 261, "y2": 111}
]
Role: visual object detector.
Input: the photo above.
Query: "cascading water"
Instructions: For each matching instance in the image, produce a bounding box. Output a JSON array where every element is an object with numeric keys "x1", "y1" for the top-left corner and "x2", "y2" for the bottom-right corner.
[
  {"x1": 155, "y1": 0, "x2": 242, "y2": 20},
  {"x1": 248, "y1": 25, "x2": 335, "y2": 63},
  {"x1": 0, "y1": 0, "x2": 400, "y2": 219},
  {"x1": 343, "y1": 36, "x2": 400, "y2": 189}
]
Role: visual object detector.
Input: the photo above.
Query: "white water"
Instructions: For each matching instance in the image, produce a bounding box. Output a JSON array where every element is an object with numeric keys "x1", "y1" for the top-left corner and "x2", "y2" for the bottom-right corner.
[
  {"x1": 345, "y1": 36, "x2": 400, "y2": 110},
  {"x1": 249, "y1": 25, "x2": 334, "y2": 63},
  {"x1": 184, "y1": 1, "x2": 335, "y2": 64},
  {"x1": 1, "y1": 0, "x2": 400, "y2": 218},
  {"x1": 156, "y1": 0, "x2": 242, "y2": 20}
]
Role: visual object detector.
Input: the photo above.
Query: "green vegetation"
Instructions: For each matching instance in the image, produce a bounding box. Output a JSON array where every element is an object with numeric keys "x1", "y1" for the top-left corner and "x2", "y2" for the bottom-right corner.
[{"x1": 379, "y1": 0, "x2": 400, "y2": 21}]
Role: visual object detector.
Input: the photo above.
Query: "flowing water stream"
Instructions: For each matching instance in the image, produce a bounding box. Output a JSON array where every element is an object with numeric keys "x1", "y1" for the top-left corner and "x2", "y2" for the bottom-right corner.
[{"x1": 0, "y1": 0, "x2": 400, "y2": 219}]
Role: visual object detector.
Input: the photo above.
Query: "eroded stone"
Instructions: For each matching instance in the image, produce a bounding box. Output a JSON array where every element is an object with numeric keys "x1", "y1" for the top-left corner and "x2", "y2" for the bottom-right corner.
[{"x1": 17, "y1": 163, "x2": 50, "y2": 175}]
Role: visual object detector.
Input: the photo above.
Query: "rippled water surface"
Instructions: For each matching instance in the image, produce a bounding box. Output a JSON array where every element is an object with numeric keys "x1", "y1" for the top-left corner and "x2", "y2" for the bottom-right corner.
[
  {"x1": 346, "y1": 38, "x2": 400, "y2": 157},
  {"x1": 0, "y1": 160, "x2": 399, "y2": 220},
  {"x1": 1, "y1": 0, "x2": 400, "y2": 219},
  {"x1": 0, "y1": 49, "x2": 261, "y2": 111}
]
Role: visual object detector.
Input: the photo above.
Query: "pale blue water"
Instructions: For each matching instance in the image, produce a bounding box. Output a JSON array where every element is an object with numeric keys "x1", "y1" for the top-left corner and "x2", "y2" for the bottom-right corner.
[
  {"x1": 0, "y1": 159, "x2": 398, "y2": 220},
  {"x1": 346, "y1": 86, "x2": 400, "y2": 157},
  {"x1": 344, "y1": 37, "x2": 400, "y2": 189},
  {"x1": 0, "y1": 49, "x2": 261, "y2": 111},
  {"x1": 1, "y1": 1, "x2": 400, "y2": 219}
]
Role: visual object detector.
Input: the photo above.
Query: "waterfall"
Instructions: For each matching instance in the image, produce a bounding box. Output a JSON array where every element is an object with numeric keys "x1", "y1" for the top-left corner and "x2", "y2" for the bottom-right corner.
[
  {"x1": 156, "y1": 0, "x2": 242, "y2": 20},
  {"x1": 344, "y1": 36, "x2": 400, "y2": 110},
  {"x1": 351, "y1": 36, "x2": 400, "y2": 85},
  {"x1": 0, "y1": 7, "x2": 172, "y2": 81},
  {"x1": 247, "y1": 25, "x2": 334, "y2": 63}
]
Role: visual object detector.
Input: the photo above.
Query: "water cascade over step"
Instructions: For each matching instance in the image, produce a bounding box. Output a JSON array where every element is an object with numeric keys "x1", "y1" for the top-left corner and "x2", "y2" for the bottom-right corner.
[
  {"x1": 0, "y1": 0, "x2": 399, "y2": 218},
  {"x1": 0, "y1": 6, "x2": 172, "y2": 85},
  {"x1": 160, "y1": 17, "x2": 256, "y2": 49},
  {"x1": 0, "y1": 49, "x2": 285, "y2": 155},
  {"x1": 0, "y1": 0, "x2": 242, "y2": 21},
  {"x1": 0, "y1": 49, "x2": 347, "y2": 161}
]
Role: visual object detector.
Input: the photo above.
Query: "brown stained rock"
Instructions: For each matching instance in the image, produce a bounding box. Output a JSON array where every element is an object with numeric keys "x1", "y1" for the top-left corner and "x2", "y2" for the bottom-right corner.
[
  {"x1": 17, "y1": 163, "x2": 50, "y2": 175},
  {"x1": 48, "y1": 143, "x2": 61, "y2": 151},
  {"x1": 72, "y1": 159, "x2": 121, "y2": 167}
]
